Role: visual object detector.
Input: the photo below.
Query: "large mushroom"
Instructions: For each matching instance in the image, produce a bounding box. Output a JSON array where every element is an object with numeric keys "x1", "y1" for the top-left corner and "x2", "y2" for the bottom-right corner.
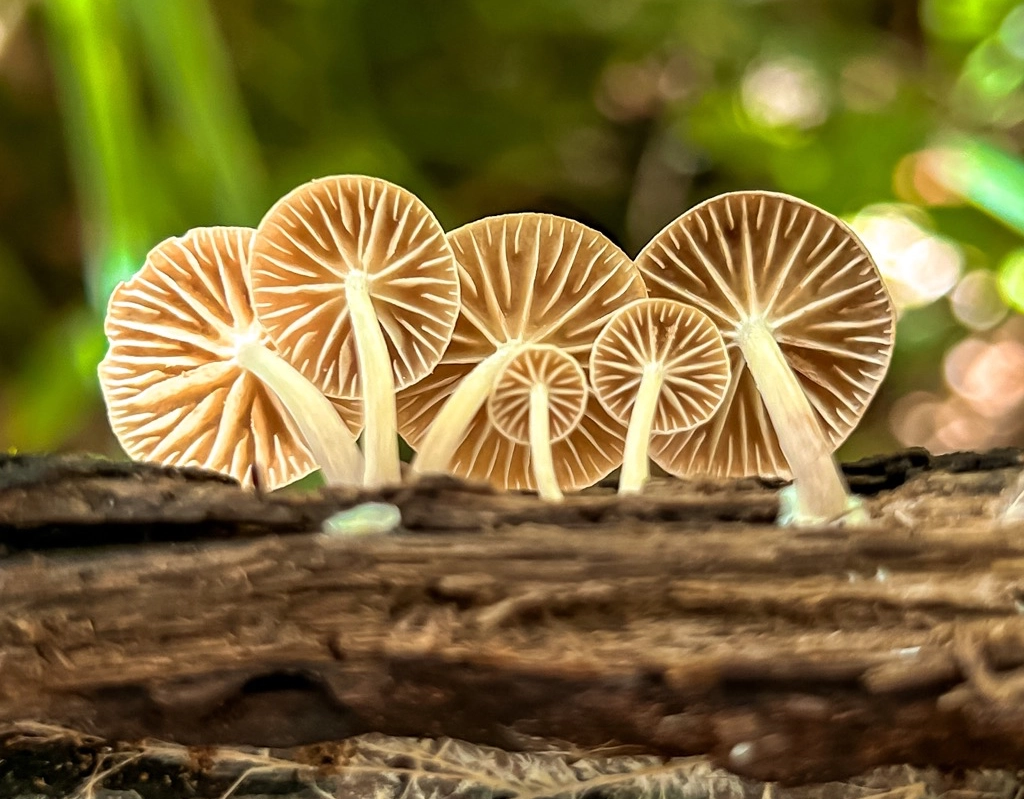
[
  {"x1": 635, "y1": 191, "x2": 895, "y2": 522},
  {"x1": 487, "y1": 344, "x2": 589, "y2": 501},
  {"x1": 248, "y1": 175, "x2": 460, "y2": 487},
  {"x1": 398, "y1": 213, "x2": 647, "y2": 494},
  {"x1": 589, "y1": 298, "x2": 731, "y2": 495},
  {"x1": 99, "y1": 226, "x2": 364, "y2": 490}
]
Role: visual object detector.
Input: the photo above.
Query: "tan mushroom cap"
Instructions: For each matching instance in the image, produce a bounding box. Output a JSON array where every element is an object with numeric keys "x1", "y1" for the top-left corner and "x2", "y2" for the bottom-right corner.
[
  {"x1": 397, "y1": 213, "x2": 647, "y2": 492},
  {"x1": 590, "y1": 298, "x2": 731, "y2": 434},
  {"x1": 636, "y1": 191, "x2": 895, "y2": 479},
  {"x1": 247, "y1": 175, "x2": 460, "y2": 399},
  {"x1": 99, "y1": 227, "x2": 361, "y2": 490},
  {"x1": 487, "y1": 344, "x2": 588, "y2": 445}
]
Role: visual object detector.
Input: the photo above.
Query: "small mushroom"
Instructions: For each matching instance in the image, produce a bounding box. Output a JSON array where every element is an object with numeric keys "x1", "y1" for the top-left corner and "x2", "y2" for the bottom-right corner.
[
  {"x1": 99, "y1": 227, "x2": 364, "y2": 490},
  {"x1": 397, "y1": 213, "x2": 647, "y2": 493},
  {"x1": 635, "y1": 191, "x2": 895, "y2": 523},
  {"x1": 248, "y1": 175, "x2": 460, "y2": 488},
  {"x1": 589, "y1": 298, "x2": 731, "y2": 495},
  {"x1": 487, "y1": 344, "x2": 588, "y2": 501}
]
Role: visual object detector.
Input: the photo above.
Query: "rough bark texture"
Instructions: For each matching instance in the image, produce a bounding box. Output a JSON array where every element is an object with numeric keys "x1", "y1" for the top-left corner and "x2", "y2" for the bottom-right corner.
[{"x1": 2, "y1": 450, "x2": 1024, "y2": 795}]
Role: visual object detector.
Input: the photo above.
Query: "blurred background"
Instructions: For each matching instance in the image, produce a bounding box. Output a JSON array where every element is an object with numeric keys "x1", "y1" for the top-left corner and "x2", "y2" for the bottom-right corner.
[{"x1": 1, "y1": 0, "x2": 1023, "y2": 461}]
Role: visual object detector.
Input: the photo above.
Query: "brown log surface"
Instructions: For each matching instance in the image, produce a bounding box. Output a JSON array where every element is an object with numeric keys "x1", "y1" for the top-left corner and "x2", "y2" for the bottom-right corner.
[{"x1": 2, "y1": 450, "x2": 1024, "y2": 788}]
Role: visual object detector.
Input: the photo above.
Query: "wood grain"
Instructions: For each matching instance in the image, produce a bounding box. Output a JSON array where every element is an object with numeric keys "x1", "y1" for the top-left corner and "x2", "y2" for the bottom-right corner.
[{"x1": 1, "y1": 450, "x2": 1023, "y2": 785}]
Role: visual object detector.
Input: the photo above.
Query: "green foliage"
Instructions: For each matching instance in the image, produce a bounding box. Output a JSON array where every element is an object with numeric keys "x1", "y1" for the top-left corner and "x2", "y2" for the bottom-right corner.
[{"x1": 0, "y1": 0, "x2": 1022, "y2": 458}]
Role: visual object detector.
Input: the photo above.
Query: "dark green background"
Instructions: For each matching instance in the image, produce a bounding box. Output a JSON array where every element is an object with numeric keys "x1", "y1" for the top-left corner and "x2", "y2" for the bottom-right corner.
[{"x1": 1, "y1": 0, "x2": 1022, "y2": 463}]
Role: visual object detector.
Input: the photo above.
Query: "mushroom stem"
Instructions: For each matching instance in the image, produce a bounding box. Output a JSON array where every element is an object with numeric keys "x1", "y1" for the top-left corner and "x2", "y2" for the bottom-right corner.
[
  {"x1": 236, "y1": 342, "x2": 364, "y2": 487},
  {"x1": 346, "y1": 271, "x2": 401, "y2": 488},
  {"x1": 619, "y1": 363, "x2": 663, "y2": 495},
  {"x1": 411, "y1": 343, "x2": 524, "y2": 475},
  {"x1": 529, "y1": 384, "x2": 562, "y2": 501},
  {"x1": 736, "y1": 320, "x2": 850, "y2": 520}
]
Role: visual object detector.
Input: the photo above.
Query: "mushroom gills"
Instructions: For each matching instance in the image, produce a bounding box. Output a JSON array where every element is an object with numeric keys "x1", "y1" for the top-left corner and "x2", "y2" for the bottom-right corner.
[
  {"x1": 410, "y1": 343, "x2": 525, "y2": 475},
  {"x1": 634, "y1": 191, "x2": 894, "y2": 524},
  {"x1": 399, "y1": 213, "x2": 647, "y2": 493},
  {"x1": 247, "y1": 175, "x2": 461, "y2": 492},
  {"x1": 618, "y1": 363, "x2": 664, "y2": 494},
  {"x1": 99, "y1": 226, "x2": 365, "y2": 491},
  {"x1": 589, "y1": 298, "x2": 730, "y2": 496},
  {"x1": 235, "y1": 341, "x2": 364, "y2": 487},
  {"x1": 528, "y1": 384, "x2": 561, "y2": 501},
  {"x1": 486, "y1": 344, "x2": 588, "y2": 502},
  {"x1": 345, "y1": 269, "x2": 401, "y2": 487},
  {"x1": 736, "y1": 319, "x2": 857, "y2": 522}
]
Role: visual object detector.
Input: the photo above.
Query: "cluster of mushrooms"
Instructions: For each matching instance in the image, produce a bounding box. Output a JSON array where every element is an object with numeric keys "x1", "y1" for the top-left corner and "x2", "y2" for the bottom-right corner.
[{"x1": 99, "y1": 175, "x2": 895, "y2": 524}]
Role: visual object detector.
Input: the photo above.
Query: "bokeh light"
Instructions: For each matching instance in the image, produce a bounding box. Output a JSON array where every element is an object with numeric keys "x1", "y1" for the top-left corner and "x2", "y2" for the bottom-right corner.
[
  {"x1": 894, "y1": 150, "x2": 963, "y2": 206},
  {"x1": 1000, "y1": 4, "x2": 1024, "y2": 57},
  {"x1": 920, "y1": 137, "x2": 1024, "y2": 235},
  {"x1": 997, "y1": 248, "x2": 1024, "y2": 311},
  {"x1": 925, "y1": 318, "x2": 1024, "y2": 451},
  {"x1": 740, "y1": 56, "x2": 829, "y2": 130},
  {"x1": 922, "y1": 0, "x2": 1017, "y2": 42},
  {"x1": 840, "y1": 54, "x2": 901, "y2": 113},
  {"x1": 850, "y1": 205, "x2": 963, "y2": 314},
  {"x1": 0, "y1": 2, "x2": 27, "y2": 59},
  {"x1": 889, "y1": 391, "x2": 943, "y2": 448},
  {"x1": 2, "y1": 0, "x2": 1024, "y2": 464},
  {"x1": 596, "y1": 59, "x2": 661, "y2": 122},
  {"x1": 954, "y1": 35, "x2": 1024, "y2": 126},
  {"x1": 959, "y1": 338, "x2": 1024, "y2": 417},
  {"x1": 950, "y1": 269, "x2": 1009, "y2": 330}
]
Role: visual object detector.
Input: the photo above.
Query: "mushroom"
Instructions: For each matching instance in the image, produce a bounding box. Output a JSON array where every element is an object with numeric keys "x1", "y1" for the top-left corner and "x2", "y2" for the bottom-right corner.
[
  {"x1": 99, "y1": 226, "x2": 364, "y2": 490},
  {"x1": 487, "y1": 344, "x2": 588, "y2": 501},
  {"x1": 635, "y1": 191, "x2": 895, "y2": 523},
  {"x1": 589, "y1": 298, "x2": 731, "y2": 495},
  {"x1": 248, "y1": 175, "x2": 460, "y2": 488},
  {"x1": 398, "y1": 213, "x2": 647, "y2": 493}
]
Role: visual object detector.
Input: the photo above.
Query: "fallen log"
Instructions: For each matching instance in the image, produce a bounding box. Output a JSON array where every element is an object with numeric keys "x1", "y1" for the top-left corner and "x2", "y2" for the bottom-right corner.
[{"x1": 1, "y1": 450, "x2": 1023, "y2": 789}]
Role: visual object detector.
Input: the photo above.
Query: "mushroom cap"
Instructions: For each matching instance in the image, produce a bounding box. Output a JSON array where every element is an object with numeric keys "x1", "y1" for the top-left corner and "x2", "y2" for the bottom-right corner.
[
  {"x1": 247, "y1": 175, "x2": 460, "y2": 399},
  {"x1": 636, "y1": 191, "x2": 895, "y2": 479},
  {"x1": 589, "y1": 298, "x2": 730, "y2": 434},
  {"x1": 99, "y1": 227, "x2": 361, "y2": 490},
  {"x1": 487, "y1": 344, "x2": 588, "y2": 445},
  {"x1": 397, "y1": 213, "x2": 647, "y2": 492}
]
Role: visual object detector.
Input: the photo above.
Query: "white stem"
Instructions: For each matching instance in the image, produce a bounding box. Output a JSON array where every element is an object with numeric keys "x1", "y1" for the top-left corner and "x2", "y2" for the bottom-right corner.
[
  {"x1": 347, "y1": 272, "x2": 401, "y2": 487},
  {"x1": 237, "y1": 343, "x2": 364, "y2": 487},
  {"x1": 411, "y1": 344, "x2": 524, "y2": 475},
  {"x1": 529, "y1": 384, "x2": 561, "y2": 501},
  {"x1": 619, "y1": 364, "x2": 662, "y2": 495},
  {"x1": 736, "y1": 319, "x2": 850, "y2": 519}
]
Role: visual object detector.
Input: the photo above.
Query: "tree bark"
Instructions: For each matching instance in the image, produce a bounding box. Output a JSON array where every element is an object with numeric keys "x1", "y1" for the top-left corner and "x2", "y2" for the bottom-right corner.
[{"x1": 1, "y1": 449, "x2": 1024, "y2": 788}]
